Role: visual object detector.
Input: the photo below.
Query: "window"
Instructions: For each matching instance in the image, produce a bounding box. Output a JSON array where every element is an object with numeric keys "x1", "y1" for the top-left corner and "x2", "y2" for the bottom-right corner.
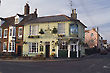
[
  {"x1": 29, "y1": 25, "x2": 39, "y2": 35},
  {"x1": 9, "y1": 43, "x2": 11, "y2": 51},
  {"x1": 58, "y1": 23, "x2": 65, "y2": 34},
  {"x1": 18, "y1": 27, "x2": 23, "y2": 38},
  {"x1": 10, "y1": 29, "x2": 12, "y2": 36},
  {"x1": 8, "y1": 42, "x2": 15, "y2": 52},
  {"x1": 15, "y1": 18, "x2": 19, "y2": 24},
  {"x1": 3, "y1": 42, "x2": 7, "y2": 52},
  {"x1": 13, "y1": 27, "x2": 16, "y2": 37},
  {"x1": 0, "y1": 28, "x2": 2, "y2": 38},
  {"x1": 4, "y1": 29, "x2": 8, "y2": 38},
  {"x1": 12, "y1": 42, "x2": 15, "y2": 51},
  {"x1": 40, "y1": 45, "x2": 43, "y2": 51},
  {"x1": 29, "y1": 43, "x2": 38, "y2": 53},
  {"x1": 70, "y1": 24, "x2": 78, "y2": 34}
]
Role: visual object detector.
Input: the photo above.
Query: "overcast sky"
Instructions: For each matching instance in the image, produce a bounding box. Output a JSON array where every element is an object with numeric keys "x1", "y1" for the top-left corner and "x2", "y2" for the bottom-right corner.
[{"x1": 0, "y1": 0, "x2": 110, "y2": 43}]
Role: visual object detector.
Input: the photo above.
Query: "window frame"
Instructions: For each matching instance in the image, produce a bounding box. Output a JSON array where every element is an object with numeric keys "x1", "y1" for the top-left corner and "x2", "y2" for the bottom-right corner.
[
  {"x1": 4, "y1": 29, "x2": 8, "y2": 38},
  {"x1": 29, "y1": 42, "x2": 38, "y2": 53},
  {"x1": 18, "y1": 27, "x2": 23, "y2": 38},
  {"x1": 0, "y1": 28, "x2": 2, "y2": 38},
  {"x1": 58, "y1": 23, "x2": 65, "y2": 34},
  {"x1": 3, "y1": 42, "x2": 7, "y2": 52}
]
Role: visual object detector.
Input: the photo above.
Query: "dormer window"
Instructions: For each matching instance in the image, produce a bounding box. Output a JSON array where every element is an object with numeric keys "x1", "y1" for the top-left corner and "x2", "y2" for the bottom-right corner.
[
  {"x1": 0, "y1": 19, "x2": 5, "y2": 26},
  {"x1": 15, "y1": 14, "x2": 23, "y2": 24}
]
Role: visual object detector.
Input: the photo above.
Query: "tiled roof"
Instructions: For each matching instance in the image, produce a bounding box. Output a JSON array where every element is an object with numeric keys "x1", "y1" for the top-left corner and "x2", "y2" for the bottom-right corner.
[
  {"x1": 0, "y1": 14, "x2": 86, "y2": 28},
  {"x1": 25, "y1": 15, "x2": 71, "y2": 24}
]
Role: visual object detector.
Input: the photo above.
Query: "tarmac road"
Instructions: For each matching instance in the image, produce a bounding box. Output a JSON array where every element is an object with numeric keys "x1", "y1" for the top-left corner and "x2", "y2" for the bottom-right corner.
[{"x1": 0, "y1": 53, "x2": 110, "y2": 73}]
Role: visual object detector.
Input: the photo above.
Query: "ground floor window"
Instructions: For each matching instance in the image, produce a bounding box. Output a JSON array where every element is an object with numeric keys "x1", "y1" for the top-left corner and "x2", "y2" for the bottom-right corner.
[
  {"x1": 8, "y1": 42, "x2": 15, "y2": 52},
  {"x1": 29, "y1": 42, "x2": 38, "y2": 53},
  {"x1": 3, "y1": 42, "x2": 7, "y2": 52},
  {"x1": 40, "y1": 45, "x2": 44, "y2": 51}
]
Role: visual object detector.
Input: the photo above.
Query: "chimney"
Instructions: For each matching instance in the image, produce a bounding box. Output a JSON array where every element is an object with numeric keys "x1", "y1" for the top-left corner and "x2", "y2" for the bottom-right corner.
[
  {"x1": 34, "y1": 9, "x2": 38, "y2": 18},
  {"x1": 24, "y1": 3, "x2": 30, "y2": 15},
  {"x1": 71, "y1": 9, "x2": 77, "y2": 20}
]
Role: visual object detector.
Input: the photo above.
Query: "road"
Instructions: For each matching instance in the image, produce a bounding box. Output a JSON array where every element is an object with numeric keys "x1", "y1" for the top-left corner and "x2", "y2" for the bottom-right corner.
[{"x1": 0, "y1": 53, "x2": 110, "y2": 73}]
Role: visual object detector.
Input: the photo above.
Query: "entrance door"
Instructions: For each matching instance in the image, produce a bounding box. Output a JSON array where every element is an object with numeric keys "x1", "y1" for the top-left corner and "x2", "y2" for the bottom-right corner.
[
  {"x1": 17, "y1": 46, "x2": 22, "y2": 56},
  {"x1": 45, "y1": 44, "x2": 50, "y2": 58}
]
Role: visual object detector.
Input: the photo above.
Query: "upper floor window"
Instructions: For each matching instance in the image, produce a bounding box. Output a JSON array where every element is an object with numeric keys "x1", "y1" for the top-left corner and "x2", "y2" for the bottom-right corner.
[
  {"x1": 29, "y1": 42, "x2": 38, "y2": 53},
  {"x1": 15, "y1": 15, "x2": 23, "y2": 24},
  {"x1": 29, "y1": 25, "x2": 39, "y2": 35},
  {"x1": 9, "y1": 27, "x2": 16, "y2": 37},
  {"x1": 9, "y1": 29, "x2": 12, "y2": 36},
  {"x1": 3, "y1": 42, "x2": 7, "y2": 52},
  {"x1": 70, "y1": 24, "x2": 78, "y2": 35},
  {"x1": 18, "y1": 27, "x2": 23, "y2": 38},
  {"x1": 0, "y1": 28, "x2": 2, "y2": 38},
  {"x1": 4, "y1": 29, "x2": 8, "y2": 38},
  {"x1": 58, "y1": 23, "x2": 65, "y2": 34}
]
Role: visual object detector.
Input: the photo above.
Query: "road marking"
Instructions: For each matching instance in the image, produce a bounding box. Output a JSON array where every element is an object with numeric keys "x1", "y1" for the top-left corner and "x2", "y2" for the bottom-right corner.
[{"x1": 103, "y1": 66, "x2": 110, "y2": 69}]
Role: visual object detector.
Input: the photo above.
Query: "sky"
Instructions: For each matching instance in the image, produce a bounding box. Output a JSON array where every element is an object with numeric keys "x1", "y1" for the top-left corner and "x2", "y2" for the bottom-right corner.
[{"x1": 0, "y1": 0, "x2": 110, "y2": 43}]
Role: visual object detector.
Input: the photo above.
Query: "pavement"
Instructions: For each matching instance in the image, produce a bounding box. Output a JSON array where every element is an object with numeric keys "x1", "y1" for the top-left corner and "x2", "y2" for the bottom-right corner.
[{"x1": 0, "y1": 53, "x2": 110, "y2": 73}]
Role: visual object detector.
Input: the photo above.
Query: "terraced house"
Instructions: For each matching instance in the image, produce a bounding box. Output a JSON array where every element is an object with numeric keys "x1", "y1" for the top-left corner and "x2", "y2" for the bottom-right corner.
[
  {"x1": 0, "y1": 3, "x2": 37, "y2": 56},
  {"x1": 23, "y1": 5, "x2": 86, "y2": 58}
]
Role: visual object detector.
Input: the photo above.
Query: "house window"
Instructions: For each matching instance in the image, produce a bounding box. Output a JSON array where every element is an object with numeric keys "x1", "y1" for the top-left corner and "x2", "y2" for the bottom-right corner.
[
  {"x1": 13, "y1": 27, "x2": 16, "y2": 37},
  {"x1": 9, "y1": 43, "x2": 11, "y2": 51},
  {"x1": 15, "y1": 18, "x2": 19, "y2": 24},
  {"x1": 12, "y1": 42, "x2": 15, "y2": 51},
  {"x1": 58, "y1": 23, "x2": 65, "y2": 34},
  {"x1": 4, "y1": 29, "x2": 8, "y2": 38},
  {"x1": 70, "y1": 24, "x2": 78, "y2": 34},
  {"x1": 3, "y1": 42, "x2": 7, "y2": 52},
  {"x1": 29, "y1": 43, "x2": 38, "y2": 53},
  {"x1": 0, "y1": 28, "x2": 2, "y2": 38},
  {"x1": 10, "y1": 29, "x2": 12, "y2": 36},
  {"x1": 40, "y1": 45, "x2": 43, "y2": 51},
  {"x1": 29, "y1": 25, "x2": 39, "y2": 35},
  {"x1": 18, "y1": 27, "x2": 23, "y2": 38}
]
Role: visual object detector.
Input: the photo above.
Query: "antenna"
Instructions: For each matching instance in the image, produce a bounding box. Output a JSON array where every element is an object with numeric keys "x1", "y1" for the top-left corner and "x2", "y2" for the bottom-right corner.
[{"x1": 69, "y1": 0, "x2": 73, "y2": 10}]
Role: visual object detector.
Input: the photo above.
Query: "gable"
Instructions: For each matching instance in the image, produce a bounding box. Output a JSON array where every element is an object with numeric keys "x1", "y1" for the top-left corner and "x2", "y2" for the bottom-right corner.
[
  {"x1": 0, "y1": 19, "x2": 5, "y2": 26},
  {"x1": 15, "y1": 15, "x2": 23, "y2": 24}
]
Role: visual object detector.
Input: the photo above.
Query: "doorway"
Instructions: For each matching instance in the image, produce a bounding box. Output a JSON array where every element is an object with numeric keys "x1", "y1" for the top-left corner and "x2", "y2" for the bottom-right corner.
[
  {"x1": 17, "y1": 46, "x2": 22, "y2": 56},
  {"x1": 45, "y1": 42, "x2": 50, "y2": 58}
]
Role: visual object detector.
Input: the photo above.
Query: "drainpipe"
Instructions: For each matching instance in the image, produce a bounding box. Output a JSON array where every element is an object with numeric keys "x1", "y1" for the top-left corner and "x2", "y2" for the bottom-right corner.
[{"x1": 76, "y1": 40, "x2": 79, "y2": 58}]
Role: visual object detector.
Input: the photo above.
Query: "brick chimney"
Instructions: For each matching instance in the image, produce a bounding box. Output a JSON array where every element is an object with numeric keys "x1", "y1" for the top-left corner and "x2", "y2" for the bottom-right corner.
[
  {"x1": 34, "y1": 9, "x2": 38, "y2": 18},
  {"x1": 24, "y1": 3, "x2": 30, "y2": 15},
  {"x1": 71, "y1": 9, "x2": 77, "y2": 20}
]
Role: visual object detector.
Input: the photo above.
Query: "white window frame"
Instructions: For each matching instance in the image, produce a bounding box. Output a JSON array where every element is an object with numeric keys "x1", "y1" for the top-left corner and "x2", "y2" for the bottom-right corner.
[
  {"x1": 0, "y1": 28, "x2": 2, "y2": 38},
  {"x1": 4, "y1": 29, "x2": 8, "y2": 38},
  {"x1": 18, "y1": 27, "x2": 23, "y2": 38},
  {"x1": 3, "y1": 42, "x2": 7, "y2": 52},
  {"x1": 8, "y1": 42, "x2": 15, "y2": 52},
  {"x1": 29, "y1": 42, "x2": 38, "y2": 53},
  {"x1": 9, "y1": 29, "x2": 12, "y2": 36},
  {"x1": 29, "y1": 25, "x2": 39, "y2": 36},
  {"x1": 58, "y1": 23, "x2": 65, "y2": 34}
]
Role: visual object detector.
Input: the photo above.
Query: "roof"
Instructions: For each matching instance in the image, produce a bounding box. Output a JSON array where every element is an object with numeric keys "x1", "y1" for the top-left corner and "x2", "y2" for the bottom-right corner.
[
  {"x1": 25, "y1": 14, "x2": 87, "y2": 28},
  {"x1": 0, "y1": 13, "x2": 36, "y2": 28},
  {"x1": 0, "y1": 14, "x2": 86, "y2": 28}
]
